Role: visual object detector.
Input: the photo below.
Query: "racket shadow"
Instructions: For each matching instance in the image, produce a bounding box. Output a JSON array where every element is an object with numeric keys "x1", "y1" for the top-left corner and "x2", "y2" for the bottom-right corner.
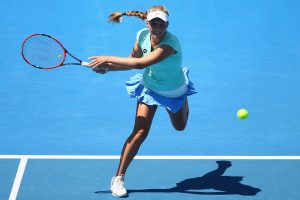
[{"x1": 95, "y1": 161, "x2": 261, "y2": 197}]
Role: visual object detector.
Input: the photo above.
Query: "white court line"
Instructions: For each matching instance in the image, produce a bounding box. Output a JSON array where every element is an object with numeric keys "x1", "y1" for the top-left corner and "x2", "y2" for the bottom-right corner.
[
  {"x1": 9, "y1": 157, "x2": 28, "y2": 200},
  {"x1": 0, "y1": 155, "x2": 300, "y2": 160},
  {"x1": 2, "y1": 155, "x2": 299, "y2": 199}
]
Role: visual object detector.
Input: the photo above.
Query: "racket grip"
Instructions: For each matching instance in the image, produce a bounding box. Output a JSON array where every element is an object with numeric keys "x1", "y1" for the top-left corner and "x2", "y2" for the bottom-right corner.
[{"x1": 81, "y1": 61, "x2": 89, "y2": 66}]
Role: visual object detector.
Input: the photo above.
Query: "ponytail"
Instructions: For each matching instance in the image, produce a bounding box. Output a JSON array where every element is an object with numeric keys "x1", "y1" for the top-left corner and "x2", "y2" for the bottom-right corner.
[
  {"x1": 108, "y1": 5, "x2": 169, "y2": 23},
  {"x1": 108, "y1": 10, "x2": 147, "y2": 23}
]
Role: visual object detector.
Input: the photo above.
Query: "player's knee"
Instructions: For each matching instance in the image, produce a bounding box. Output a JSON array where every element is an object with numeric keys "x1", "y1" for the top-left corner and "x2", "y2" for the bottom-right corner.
[
  {"x1": 136, "y1": 129, "x2": 148, "y2": 137},
  {"x1": 132, "y1": 129, "x2": 149, "y2": 142},
  {"x1": 174, "y1": 123, "x2": 187, "y2": 131}
]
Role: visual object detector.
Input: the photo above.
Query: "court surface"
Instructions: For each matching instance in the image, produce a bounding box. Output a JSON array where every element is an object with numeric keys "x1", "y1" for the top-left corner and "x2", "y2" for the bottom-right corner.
[{"x1": 1, "y1": 0, "x2": 300, "y2": 199}]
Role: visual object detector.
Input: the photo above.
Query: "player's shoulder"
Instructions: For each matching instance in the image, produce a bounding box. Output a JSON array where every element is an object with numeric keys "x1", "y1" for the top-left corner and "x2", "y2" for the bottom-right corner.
[
  {"x1": 136, "y1": 28, "x2": 149, "y2": 39},
  {"x1": 165, "y1": 31, "x2": 179, "y2": 43}
]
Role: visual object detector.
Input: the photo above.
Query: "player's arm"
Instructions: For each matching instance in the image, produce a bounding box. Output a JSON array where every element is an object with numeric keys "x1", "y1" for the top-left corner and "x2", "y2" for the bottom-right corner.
[
  {"x1": 107, "y1": 41, "x2": 143, "y2": 71},
  {"x1": 129, "y1": 41, "x2": 143, "y2": 58},
  {"x1": 92, "y1": 42, "x2": 142, "y2": 72},
  {"x1": 88, "y1": 43, "x2": 176, "y2": 70}
]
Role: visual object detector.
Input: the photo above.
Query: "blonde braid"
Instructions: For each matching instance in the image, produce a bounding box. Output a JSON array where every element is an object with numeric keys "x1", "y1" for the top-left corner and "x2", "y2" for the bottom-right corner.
[
  {"x1": 108, "y1": 5, "x2": 169, "y2": 23},
  {"x1": 108, "y1": 10, "x2": 147, "y2": 23}
]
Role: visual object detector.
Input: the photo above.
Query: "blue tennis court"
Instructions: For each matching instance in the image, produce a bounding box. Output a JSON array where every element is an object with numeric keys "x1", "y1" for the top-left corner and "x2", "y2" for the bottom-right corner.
[{"x1": 1, "y1": 0, "x2": 300, "y2": 199}]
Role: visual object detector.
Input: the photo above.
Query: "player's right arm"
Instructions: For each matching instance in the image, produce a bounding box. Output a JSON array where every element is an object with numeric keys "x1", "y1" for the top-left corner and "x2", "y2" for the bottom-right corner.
[{"x1": 129, "y1": 41, "x2": 143, "y2": 58}]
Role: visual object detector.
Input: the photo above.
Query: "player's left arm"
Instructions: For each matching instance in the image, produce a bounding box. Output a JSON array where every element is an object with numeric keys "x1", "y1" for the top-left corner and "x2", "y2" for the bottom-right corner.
[
  {"x1": 91, "y1": 41, "x2": 142, "y2": 73},
  {"x1": 88, "y1": 44, "x2": 176, "y2": 71}
]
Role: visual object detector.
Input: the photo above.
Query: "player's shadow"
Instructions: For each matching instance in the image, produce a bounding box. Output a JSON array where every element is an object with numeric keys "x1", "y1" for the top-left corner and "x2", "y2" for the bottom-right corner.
[
  {"x1": 129, "y1": 161, "x2": 261, "y2": 196},
  {"x1": 96, "y1": 161, "x2": 261, "y2": 196}
]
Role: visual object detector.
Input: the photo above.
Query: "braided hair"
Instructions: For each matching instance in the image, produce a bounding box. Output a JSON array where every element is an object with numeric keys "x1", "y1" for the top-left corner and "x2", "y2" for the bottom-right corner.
[{"x1": 108, "y1": 5, "x2": 169, "y2": 23}]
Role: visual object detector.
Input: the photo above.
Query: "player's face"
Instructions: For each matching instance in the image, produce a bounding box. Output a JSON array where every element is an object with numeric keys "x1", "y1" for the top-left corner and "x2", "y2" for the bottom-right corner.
[{"x1": 147, "y1": 18, "x2": 169, "y2": 39}]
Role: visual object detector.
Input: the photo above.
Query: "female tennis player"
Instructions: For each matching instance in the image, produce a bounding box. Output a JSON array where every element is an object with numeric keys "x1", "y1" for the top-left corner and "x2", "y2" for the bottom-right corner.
[{"x1": 88, "y1": 5, "x2": 196, "y2": 197}]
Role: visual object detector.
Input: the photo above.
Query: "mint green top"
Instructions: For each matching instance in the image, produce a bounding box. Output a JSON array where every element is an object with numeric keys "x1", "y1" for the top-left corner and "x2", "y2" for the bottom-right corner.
[{"x1": 136, "y1": 28, "x2": 185, "y2": 91}]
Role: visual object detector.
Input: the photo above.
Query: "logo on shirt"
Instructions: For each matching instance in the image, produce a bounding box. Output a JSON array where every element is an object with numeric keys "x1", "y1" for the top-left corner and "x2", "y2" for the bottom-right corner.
[{"x1": 142, "y1": 49, "x2": 147, "y2": 54}]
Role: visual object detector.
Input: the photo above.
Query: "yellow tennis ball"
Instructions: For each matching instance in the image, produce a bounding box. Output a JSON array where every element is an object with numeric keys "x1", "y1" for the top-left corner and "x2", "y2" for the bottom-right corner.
[
  {"x1": 237, "y1": 109, "x2": 248, "y2": 120},
  {"x1": 58, "y1": 54, "x2": 62, "y2": 58}
]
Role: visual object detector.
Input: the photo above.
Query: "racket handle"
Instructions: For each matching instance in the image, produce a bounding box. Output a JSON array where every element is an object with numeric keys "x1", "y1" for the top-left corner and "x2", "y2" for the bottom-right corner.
[{"x1": 81, "y1": 61, "x2": 89, "y2": 66}]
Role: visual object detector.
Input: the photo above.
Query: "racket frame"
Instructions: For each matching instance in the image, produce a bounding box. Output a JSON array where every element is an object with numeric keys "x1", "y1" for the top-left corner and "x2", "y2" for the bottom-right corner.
[{"x1": 21, "y1": 33, "x2": 87, "y2": 70}]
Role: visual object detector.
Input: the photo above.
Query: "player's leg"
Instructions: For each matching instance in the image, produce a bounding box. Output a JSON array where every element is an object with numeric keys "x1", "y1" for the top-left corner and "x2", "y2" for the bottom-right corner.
[
  {"x1": 166, "y1": 97, "x2": 189, "y2": 131},
  {"x1": 116, "y1": 102, "x2": 157, "y2": 175},
  {"x1": 111, "y1": 102, "x2": 157, "y2": 197}
]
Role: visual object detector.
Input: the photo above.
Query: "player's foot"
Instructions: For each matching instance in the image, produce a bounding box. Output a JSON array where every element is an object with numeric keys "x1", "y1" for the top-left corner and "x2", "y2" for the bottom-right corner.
[{"x1": 111, "y1": 175, "x2": 128, "y2": 197}]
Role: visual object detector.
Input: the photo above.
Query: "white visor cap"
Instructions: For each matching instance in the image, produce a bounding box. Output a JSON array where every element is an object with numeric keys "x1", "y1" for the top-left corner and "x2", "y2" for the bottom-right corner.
[{"x1": 147, "y1": 11, "x2": 168, "y2": 22}]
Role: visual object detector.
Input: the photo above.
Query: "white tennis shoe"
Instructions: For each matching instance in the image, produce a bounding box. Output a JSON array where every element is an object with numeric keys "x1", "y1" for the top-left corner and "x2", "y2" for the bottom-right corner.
[{"x1": 111, "y1": 175, "x2": 128, "y2": 197}]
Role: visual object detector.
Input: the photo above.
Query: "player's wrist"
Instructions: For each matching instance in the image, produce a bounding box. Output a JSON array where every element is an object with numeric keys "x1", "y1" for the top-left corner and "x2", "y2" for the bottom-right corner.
[
  {"x1": 106, "y1": 56, "x2": 114, "y2": 64},
  {"x1": 104, "y1": 63, "x2": 110, "y2": 72}
]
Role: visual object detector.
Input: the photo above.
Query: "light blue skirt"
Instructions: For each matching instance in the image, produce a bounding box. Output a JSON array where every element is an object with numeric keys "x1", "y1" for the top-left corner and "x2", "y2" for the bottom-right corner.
[{"x1": 125, "y1": 67, "x2": 197, "y2": 113}]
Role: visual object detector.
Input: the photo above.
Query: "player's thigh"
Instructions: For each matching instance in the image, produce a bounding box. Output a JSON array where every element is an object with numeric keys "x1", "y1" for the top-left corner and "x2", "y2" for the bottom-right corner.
[
  {"x1": 133, "y1": 102, "x2": 158, "y2": 132},
  {"x1": 166, "y1": 97, "x2": 189, "y2": 130}
]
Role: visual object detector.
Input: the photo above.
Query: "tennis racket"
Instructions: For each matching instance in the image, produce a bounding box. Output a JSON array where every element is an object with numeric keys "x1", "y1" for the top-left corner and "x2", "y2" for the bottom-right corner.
[{"x1": 21, "y1": 33, "x2": 89, "y2": 70}]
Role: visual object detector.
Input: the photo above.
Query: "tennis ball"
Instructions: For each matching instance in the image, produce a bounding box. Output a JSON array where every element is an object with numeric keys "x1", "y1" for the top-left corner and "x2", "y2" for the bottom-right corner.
[
  {"x1": 58, "y1": 54, "x2": 62, "y2": 58},
  {"x1": 237, "y1": 109, "x2": 248, "y2": 120}
]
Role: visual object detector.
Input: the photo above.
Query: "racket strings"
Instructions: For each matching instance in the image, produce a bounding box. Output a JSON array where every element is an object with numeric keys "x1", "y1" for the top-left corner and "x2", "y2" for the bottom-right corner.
[{"x1": 22, "y1": 35, "x2": 65, "y2": 69}]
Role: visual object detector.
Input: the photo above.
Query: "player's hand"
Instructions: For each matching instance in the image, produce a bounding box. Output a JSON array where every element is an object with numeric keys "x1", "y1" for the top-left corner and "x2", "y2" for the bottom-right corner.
[
  {"x1": 88, "y1": 56, "x2": 108, "y2": 67},
  {"x1": 92, "y1": 64, "x2": 109, "y2": 74}
]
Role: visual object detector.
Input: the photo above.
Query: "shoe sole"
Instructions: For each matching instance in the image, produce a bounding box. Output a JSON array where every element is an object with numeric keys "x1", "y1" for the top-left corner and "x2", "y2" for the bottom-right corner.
[{"x1": 112, "y1": 192, "x2": 128, "y2": 198}]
